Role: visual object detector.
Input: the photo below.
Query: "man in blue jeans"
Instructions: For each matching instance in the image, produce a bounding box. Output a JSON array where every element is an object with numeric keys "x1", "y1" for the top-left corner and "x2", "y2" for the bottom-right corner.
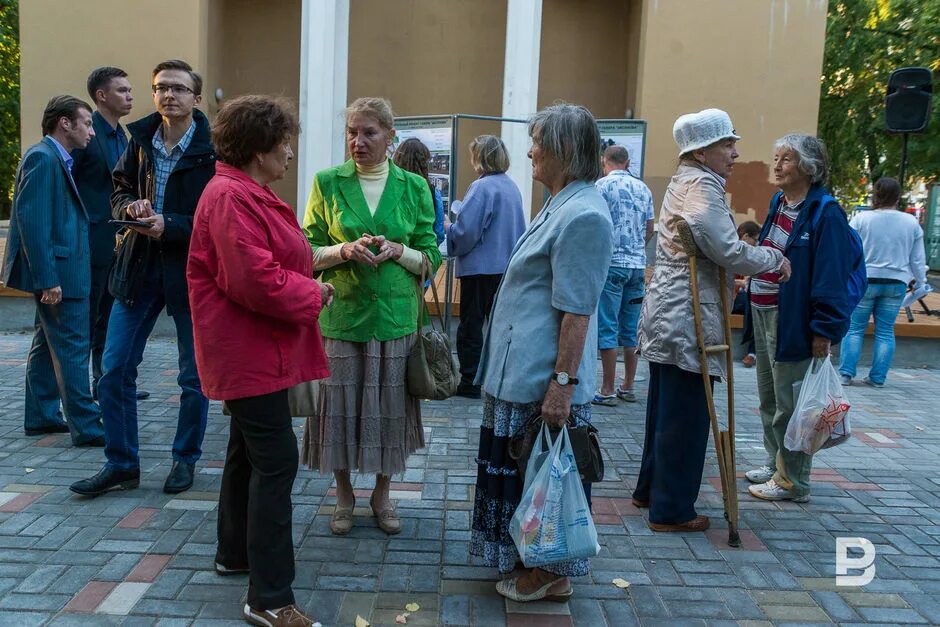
[
  {"x1": 593, "y1": 146, "x2": 655, "y2": 405},
  {"x1": 70, "y1": 60, "x2": 216, "y2": 497}
]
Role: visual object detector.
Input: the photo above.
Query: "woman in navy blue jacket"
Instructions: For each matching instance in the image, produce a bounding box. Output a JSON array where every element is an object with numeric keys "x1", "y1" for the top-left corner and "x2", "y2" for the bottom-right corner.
[{"x1": 745, "y1": 134, "x2": 856, "y2": 503}]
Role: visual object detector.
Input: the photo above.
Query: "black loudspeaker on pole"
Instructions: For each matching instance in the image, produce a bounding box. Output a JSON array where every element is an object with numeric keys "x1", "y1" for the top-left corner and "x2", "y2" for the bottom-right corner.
[{"x1": 885, "y1": 67, "x2": 933, "y2": 185}]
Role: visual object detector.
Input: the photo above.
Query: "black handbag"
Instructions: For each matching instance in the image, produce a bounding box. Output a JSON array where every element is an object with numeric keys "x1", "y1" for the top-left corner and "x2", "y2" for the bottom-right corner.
[{"x1": 509, "y1": 411, "x2": 604, "y2": 483}]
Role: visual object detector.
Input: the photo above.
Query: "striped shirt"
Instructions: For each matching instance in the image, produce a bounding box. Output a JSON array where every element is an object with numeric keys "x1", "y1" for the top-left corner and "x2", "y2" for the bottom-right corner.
[
  {"x1": 151, "y1": 120, "x2": 196, "y2": 214},
  {"x1": 750, "y1": 199, "x2": 803, "y2": 309}
]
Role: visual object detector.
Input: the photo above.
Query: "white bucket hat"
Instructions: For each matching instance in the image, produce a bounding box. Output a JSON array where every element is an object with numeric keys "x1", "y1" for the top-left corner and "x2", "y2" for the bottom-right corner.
[{"x1": 673, "y1": 108, "x2": 741, "y2": 156}]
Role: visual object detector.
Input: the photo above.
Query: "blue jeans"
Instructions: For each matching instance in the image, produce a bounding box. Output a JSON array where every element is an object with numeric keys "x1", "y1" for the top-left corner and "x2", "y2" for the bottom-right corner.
[
  {"x1": 98, "y1": 280, "x2": 208, "y2": 471},
  {"x1": 838, "y1": 281, "x2": 906, "y2": 385},
  {"x1": 597, "y1": 266, "x2": 645, "y2": 349}
]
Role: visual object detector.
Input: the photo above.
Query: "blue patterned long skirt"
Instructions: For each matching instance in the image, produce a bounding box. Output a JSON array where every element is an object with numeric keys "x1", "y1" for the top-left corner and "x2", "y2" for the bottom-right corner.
[{"x1": 469, "y1": 393, "x2": 593, "y2": 576}]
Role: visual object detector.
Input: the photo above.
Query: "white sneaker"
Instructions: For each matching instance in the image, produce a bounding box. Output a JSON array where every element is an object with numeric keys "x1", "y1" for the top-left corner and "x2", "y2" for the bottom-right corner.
[
  {"x1": 745, "y1": 465, "x2": 774, "y2": 484},
  {"x1": 748, "y1": 479, "x2": 810, "y2": 503},
  {"x1": 839, "y1": 375, "x2": 853, "y2": 386}
]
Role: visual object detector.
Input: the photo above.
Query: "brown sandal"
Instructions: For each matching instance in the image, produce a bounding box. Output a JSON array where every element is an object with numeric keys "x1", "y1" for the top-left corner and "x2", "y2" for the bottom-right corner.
[
  {"x1": 370, "y1": 494, "x2": 401, "y2": 535},
  {"x1": 330, "y1": 498, "x2": 355, "y2": 535}
]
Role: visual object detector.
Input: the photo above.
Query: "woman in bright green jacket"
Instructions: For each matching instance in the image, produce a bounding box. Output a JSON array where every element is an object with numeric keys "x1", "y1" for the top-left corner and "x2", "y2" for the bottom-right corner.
[{"x1": 301, "y1": 97, "x2": 442, "y2": 536}]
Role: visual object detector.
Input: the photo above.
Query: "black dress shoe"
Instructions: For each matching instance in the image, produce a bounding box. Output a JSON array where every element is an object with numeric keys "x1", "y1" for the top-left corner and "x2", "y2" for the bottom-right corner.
[
  {"x1": 75, "y1": 436, "x2": 106, "y2": 447},
  {"x1": 136, "y1": 390, "x2": 151, "y2": 400},
  {"x1": 164, "y1": 461, "x2": 195, "y2": 494},
  {"x1": 24, "y1": 423, "x2": 70, "y2": 436},
  {"x1": 214, "y1": 562, "x2": 250, "y2": 576},
  {"x1": 70, "y1": 466, "x2": 140, "y2": 496}
]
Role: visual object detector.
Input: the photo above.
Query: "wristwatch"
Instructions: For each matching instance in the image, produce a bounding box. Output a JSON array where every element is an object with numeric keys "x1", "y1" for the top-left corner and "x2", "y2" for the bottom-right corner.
[{"x1": 552, "y1": 371, "x2": 579, "y2": 386}]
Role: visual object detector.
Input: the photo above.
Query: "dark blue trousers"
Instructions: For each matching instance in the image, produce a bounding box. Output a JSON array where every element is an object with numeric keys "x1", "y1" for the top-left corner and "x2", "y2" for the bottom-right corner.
[
  {"x1": 24, "y1": 296, "x2": 104, "y2": 444},
  {"x1": 633, "y1": 361, "x2": 712, "y2": 525},
  {"x1": 99, "y1": 280, "x2": 208, "y2": 471}
]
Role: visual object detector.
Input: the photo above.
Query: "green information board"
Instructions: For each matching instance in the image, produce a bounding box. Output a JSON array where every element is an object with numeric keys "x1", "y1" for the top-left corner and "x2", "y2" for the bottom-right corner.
[{"x1": 927, "y1": 184, "x2": 940, "y2": 271}]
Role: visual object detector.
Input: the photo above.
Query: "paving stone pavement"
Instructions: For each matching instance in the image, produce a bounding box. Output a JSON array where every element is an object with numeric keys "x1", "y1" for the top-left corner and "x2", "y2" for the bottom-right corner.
[{"x1": 1, "y1": 332, "x2": 939, "y2": 626}]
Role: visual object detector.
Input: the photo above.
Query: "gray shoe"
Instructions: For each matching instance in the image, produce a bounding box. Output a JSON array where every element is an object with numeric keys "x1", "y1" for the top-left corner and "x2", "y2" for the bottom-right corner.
[
  {"x1": 616, "y1": 388, "x2": 637, "y2": 403},
  {"x1": 862, "y1": 376, "x2": 884, "y2": 388},
  {"x1": 839, "y1": 374, "x2": 853, "y2": 386},
  {"x1": 745, "y1": 465, "x2": 774, "y2": 484}
]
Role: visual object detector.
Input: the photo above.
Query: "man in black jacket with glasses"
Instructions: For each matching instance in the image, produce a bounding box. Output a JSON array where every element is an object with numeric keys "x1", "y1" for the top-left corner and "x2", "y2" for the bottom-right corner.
[{"x1": 71, "y1": 59, "x2": 216, "y2": 498}]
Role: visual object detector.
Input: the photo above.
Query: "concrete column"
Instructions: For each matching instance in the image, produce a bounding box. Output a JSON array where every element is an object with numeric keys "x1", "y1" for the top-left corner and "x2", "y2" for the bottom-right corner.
[
  {"x1": 296, "y1": 0, "x2": 350, "y2": 218},
  {"x1": 501, "y1": 0, "x2": 543, "y2": 222}
]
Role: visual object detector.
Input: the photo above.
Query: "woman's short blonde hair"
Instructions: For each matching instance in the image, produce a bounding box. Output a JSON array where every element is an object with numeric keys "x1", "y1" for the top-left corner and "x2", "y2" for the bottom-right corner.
[
  {"x1": 469, "y1": 135, "x2": 510, "y2": 174},
  {"x1": 345, "y1": 97, "x2": 394, "y2": 131}
]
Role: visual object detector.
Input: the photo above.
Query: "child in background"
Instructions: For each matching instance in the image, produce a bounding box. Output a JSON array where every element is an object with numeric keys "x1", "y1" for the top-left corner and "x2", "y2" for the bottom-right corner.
[{"x1": 734, "y1": 221, "x2": 761, "y2": 367}]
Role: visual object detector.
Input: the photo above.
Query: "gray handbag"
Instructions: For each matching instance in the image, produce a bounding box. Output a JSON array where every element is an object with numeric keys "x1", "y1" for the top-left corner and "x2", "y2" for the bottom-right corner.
[{"x1": 406, "y1": 259, "x2": 459, "y2": 400}]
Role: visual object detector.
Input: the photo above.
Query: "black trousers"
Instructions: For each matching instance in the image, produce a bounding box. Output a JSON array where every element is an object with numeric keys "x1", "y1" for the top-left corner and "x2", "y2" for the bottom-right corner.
[
  {"x1": 217, "y1": 389, "x2": 298, "y2": 609},
  {"x1": 456, "y1": 274, "x2": 502, "y2": 382},
  {"x1": 89, "y1": 262, "x2": 114, "y2": 393},
  {"x1": 633, "y1": 362, "x2": 712, "y2": 525}
]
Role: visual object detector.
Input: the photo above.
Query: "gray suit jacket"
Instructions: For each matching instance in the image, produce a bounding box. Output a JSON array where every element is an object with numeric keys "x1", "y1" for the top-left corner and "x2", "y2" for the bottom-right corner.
[
  {"x1": 477, "y1": 181, "x2": 613, "y2": 405},
  {"x1": 1, "y1": 137, "x2": 92, "y2": 299}
]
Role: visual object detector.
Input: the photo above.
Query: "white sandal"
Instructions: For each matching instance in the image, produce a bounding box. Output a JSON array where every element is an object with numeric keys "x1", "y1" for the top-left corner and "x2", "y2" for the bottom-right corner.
[{"x1": 495, "y1": 575, "x2": 572, "y2": 603}]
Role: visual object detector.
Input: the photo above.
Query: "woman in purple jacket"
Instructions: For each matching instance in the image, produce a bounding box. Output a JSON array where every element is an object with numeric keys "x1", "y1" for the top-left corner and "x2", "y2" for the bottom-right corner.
[{"x1": 446, "y1": 135, "x2": 526, "y2": 398}]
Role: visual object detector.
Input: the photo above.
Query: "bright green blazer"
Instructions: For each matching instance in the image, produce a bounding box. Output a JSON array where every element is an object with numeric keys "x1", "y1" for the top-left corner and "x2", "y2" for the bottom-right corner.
[{"x1": 303, "y1": 159, "x2": 443, "y2": 342}]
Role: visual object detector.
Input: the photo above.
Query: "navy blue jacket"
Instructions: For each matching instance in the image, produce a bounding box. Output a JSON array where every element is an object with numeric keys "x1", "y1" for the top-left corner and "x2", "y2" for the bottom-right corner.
[
  {"x1": 2, "y1": 137, "x2": 91, "y2": 299},
  {"x1": 110, "y1": 110, "x2": 215, "y2": 314},
  {"x1": 72, "y1": 111, "x2": 126, "y2": 268},
  {"x1": 745, "y1": 185, "x2": 855, "y2": 362}
]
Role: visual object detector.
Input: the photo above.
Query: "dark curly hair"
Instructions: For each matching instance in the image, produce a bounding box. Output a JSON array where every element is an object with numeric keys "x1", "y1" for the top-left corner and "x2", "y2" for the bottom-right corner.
[
  {"x1": 392, "y1": 138, "x2": 434, "y2": 196},
  {"x1": 211, "y1": 95, "x2": 300, "y2": 168}
]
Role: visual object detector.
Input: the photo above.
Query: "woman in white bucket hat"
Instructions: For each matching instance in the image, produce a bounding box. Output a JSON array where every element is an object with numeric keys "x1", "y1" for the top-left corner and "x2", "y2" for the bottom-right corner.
[{"x1": 633, "y1": 109, "x2": 791, "y2": 532}]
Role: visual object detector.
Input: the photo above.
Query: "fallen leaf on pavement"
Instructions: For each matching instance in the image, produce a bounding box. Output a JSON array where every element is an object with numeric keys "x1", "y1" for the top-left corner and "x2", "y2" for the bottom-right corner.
[
  {"x1": 395, "y1": 614, "x2": 408, "y2": 624},
  {"x1": 405, "y1": 603, "x2": 420, "y2": 612},
  {"x1": 612, "y1": 578, "x2": 631, "y2": 589},
  {"x1": 355, "y1": 615, "x2": 369, "y2": 627},
  {"x1": 24, "y1": 468, "x2": 34, "y2": 473}
]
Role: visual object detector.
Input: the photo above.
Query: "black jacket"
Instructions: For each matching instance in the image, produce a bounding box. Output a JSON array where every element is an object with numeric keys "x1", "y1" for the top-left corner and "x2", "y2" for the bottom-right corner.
[
  {"x1": 71, "y1": 111, "x2": 126, "y2": 268},
  {"x1": 110, "y1": 109, "x2": 215, "y2": 314}
]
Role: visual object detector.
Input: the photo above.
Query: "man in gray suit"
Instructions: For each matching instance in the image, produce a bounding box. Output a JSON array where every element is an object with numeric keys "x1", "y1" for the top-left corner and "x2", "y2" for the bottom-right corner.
[{"x1": 1, "y1": 96, "x2": 106, "y2": 446}]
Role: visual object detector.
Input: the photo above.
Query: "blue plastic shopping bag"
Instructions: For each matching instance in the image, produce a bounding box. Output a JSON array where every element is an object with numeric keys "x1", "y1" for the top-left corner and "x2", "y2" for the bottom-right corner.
[{"x1": 510, "y1": 424, "x2": 600, "y2": 567}]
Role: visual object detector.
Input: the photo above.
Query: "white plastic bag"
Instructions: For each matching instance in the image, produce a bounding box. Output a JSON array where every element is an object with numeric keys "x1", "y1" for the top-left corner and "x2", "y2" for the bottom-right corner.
[
  {"x1": 784, "y1": 356, "x2": 852, "y2": 455},
  {"x1": 510, "y1": 424, "x2": 600, "y2": 568}
]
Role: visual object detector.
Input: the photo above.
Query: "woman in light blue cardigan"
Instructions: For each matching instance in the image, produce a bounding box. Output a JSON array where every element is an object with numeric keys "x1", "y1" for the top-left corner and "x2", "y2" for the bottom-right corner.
[{"x1": 445, "y1": 135, "x2": 526, "y2": 398}]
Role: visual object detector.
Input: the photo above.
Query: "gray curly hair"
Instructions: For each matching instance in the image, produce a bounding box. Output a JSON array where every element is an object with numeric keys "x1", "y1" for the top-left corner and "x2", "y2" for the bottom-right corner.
[{"x1": 773, "y1": 134, "x2": 829, "y2": 185}]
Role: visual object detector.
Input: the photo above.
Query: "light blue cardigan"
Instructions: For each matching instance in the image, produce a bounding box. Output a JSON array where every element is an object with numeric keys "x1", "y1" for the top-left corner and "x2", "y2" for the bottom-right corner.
[{"x1": 445, "y1": 173, "x2": 526, "y2": 277}]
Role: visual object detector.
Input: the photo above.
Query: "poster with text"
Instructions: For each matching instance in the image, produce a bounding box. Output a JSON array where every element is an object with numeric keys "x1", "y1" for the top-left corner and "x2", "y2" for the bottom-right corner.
[
  {"x1": 596, "y1": 120, "x2": 647, "y2": 179},
  {"x1": 393, "y1": 117, "x2": 454, "y2": 216}
]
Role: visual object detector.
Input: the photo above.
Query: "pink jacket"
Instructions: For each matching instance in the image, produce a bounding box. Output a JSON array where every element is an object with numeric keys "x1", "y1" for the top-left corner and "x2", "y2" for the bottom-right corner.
[{"x1": 188, "y1": 163, "x2": 329, "y2": 400}]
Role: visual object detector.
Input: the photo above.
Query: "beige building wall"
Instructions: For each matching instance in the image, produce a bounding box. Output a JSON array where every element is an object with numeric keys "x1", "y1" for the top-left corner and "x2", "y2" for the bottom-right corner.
[
  {"x1": 207, "y1": 0, "x2": 302, "y2": 204},
  {"x1": 538, "y1": 0, "x2": 636, "y2": 118},
  {"x1": 348, "y1": 0, "x2": 508, "y2": 200},
  {"x1": 19, "y1": 0, "x2": 826, "y2": 221},
  {"x1": 20, "y1": 0, "x2": 212, "y2": 150},
  {"x1": 634, "y1": 0, "x2": 827, "y2": 222}
]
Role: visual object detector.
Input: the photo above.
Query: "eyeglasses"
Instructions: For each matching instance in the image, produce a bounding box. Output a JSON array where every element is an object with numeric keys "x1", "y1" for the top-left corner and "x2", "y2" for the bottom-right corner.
[{"x1": 152, "y1": 84, "x2": 194, "y2": 96}]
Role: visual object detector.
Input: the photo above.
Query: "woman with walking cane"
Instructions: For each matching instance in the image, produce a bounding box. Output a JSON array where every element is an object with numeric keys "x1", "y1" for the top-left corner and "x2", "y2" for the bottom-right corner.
[{"x1": 634, "y1": 109, "x2": 790, "y2": 533}]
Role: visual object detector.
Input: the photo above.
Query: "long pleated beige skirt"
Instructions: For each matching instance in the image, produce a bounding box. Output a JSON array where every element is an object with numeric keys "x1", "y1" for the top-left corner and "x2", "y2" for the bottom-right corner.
[{"x1": 301, "y1": 334, "x2": 424, "y2": 476}]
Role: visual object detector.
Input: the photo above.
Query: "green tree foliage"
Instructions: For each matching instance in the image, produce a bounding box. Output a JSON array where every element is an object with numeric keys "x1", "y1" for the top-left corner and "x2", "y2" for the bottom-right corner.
[
  {"x1": 819, "y1": 0, "x2": 940, "y2": 200},
  {"x1": 0, "y1": 0, "x2": 19, "y2": 219}
]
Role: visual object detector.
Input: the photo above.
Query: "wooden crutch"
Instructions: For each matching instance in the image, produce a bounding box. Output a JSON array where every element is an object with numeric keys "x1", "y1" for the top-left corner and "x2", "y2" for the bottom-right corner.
[{"x1": 675, "y1": 219, "x2": 741, "y2": 548}]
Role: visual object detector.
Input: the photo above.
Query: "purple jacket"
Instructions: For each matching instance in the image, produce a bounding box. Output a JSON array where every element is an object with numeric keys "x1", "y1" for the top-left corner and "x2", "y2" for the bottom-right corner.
[{"x1": 446, "y1": 173, "x2": 526, "y2": 277}]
